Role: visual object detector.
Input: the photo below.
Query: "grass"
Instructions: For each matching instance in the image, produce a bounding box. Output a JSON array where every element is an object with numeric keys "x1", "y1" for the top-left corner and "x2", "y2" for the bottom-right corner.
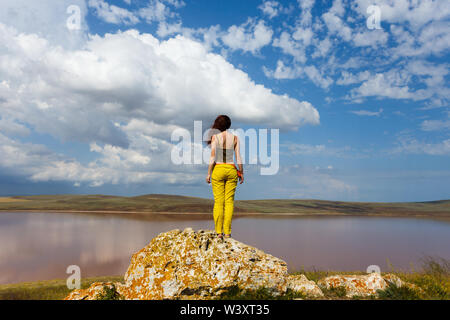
[
  {"x1": 96, "y1": 284, "x2": 124, "y2": 300},
  {"x1": 2, "y1": 258, "x2": 448, "y2": 300},
  {"x1": 216, "y1": 286, "x2": 306, "y2": 300},
  {"x1": 289, "y1": 256, "x2": 450, "y2": 300},
  {"x1": 0, "y1": 194, "x2": 449, "y2": 218},
  {"x1": 376, "y1": 282, "x2": 422, "y2": 300},
  {"x1": 0, "y1": 276, "x2": 123, "y2": 300}
]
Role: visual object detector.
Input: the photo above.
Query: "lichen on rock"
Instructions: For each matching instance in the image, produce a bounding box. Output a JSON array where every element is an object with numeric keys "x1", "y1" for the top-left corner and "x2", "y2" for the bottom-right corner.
[
  {"x1": 65, "y1": 228, "x2": 323, "y2": 300},
  {"x1": 317, "y1": 273, "x2": 420, "y2": 298}
]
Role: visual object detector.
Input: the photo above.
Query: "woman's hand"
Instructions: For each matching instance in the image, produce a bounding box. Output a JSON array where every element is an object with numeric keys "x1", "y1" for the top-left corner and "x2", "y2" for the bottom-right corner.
[
  {"x1": 239, "y1": 173, "x2": 244, "y2": 184},
  {"x1": 206, "y1": 174, "x2": 211, "y2": 184}
]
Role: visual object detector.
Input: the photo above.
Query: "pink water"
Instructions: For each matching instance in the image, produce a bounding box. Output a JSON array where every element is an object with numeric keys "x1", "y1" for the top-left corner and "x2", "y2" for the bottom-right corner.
[{"x1": 0, "y1": 211, "x2": 449, "y2": 284}]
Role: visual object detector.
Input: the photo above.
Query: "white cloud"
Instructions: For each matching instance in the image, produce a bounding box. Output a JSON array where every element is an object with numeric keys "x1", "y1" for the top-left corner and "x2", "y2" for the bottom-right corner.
[
  {"x1": 292, "y1": 27, "x2": 314, "y2": 46},
  {"x1": 0, "y1": 0, "x2": 88, "y2": 49},
  {"x1": 349, "y1": 108, "x2": 383, "y2": 117},
  {"x1": 391, "y1": 21, "x2": 450, "y2": 57},
  {"x1": 420, "y1": 111, "x2": 450, "y2": 131},
  {"x1": 297, "y1": 0, "x2": 315, "y2": 26},
  {"x1": 138, "y1": 0, "x2": 176, "y2": 23},
  {"x1": 311, "y1": 37, "x2": 332, "y2": 58},
  {"x1": 272, "y1": 31, "x2": 306, "y2": 63},
  {"x1": 262, "y1": 60, "x2": 302, "y2": 80},
  {"x1": 348, "y1": 72, "x2": 416, "y2": 101},
  {"x1": 88, "y1": 0, "x2": 139, "y2": 25},
  {"x1": 258, "y1": 1, "x2": 281, "y2": 19},
  {"x1": 336, "y1": 70, "x2": 371, "y2": 85},
  {"x1": 221, "y1": 19, "x2": 273, "y2": 54},
  {"x1": 345, "y1": 61, "x2": 449, "y2": 103},
  {"x1": 286, "y1": 143, "x2": 352, "y2": 157},
  {"x1": 421, "y1": 119, "x2": 450, "y2": 131},
  {"x1": 0, "y1": 132, "x2": 200, "y2": 187},
  {"x1": 352, "y1": 29, "x2": 389, "y2": 47},
  {"x1": 87, "y1": 0, "x2": 185, "y2": 26},
  {"x1": 263, "y1": 61, "x2": 333, "y2": 89},
  {"x1": 156, "y1": 22, "x2": 222, "y2": 51},
  {"x1": 276, "y1": 163, "x2": 356, "y2": 199},
  {"x1": 0, "y1": 23, "x2": 319, "y2": 133},
  {"x1": 0, "y1": 20, "x2": 320, "y2": 187},
  {"x1": 304, "y1": 65, "x2": 333, "y2": 89},
  {"x1": 354, "y1": 0, "x2": 450, "y2": 29},
  {"x1": 0, "y1": 117, "x2": 30, "y2": 137},
  {"x1": 322, "y1": 10, "x2": 352, "y2": 42},
  {"x1": 391, "y1": 135, "x2": 450, "y2": 155}
]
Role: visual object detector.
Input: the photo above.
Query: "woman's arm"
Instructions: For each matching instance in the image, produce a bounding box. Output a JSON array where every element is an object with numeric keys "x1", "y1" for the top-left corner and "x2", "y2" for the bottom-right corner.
[
  {"x1": 234, "y1": 136, "x2": 244, "y2": 184},
  {"x1": 206, "y1": 135, "x2": 216, "y2": 184}
]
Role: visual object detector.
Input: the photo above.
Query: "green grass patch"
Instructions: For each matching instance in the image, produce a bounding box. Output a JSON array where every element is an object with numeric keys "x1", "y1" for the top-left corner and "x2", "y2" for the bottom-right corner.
[
  {"x1": 216, "y1": 286, "x2": 306, "y2": 300},
  {"x1": 96, "y1": 284, "x2": 123, "y2": 300},
  {"x1": 376, "y1": 282, "x2": 422, "y2": 300},
  {"x1": 0, "y1": 276, "x2": 123, "y2": 300},
  {"x1": 1, "y1": 257, "x2": 448, "y2": 300}
]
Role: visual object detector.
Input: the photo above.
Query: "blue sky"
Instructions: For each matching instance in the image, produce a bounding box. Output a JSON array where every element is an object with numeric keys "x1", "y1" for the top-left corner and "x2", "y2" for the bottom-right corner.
[{"x1": 0, "y1": 0, "x2": 449, "y2": 201}]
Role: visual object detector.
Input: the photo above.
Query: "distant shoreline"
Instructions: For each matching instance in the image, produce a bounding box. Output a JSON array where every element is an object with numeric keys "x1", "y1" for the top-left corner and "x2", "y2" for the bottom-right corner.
[
  {"x1": 1, "y1": 209, "x2": 450, "y2": 221},
  {"x1": 0, "y1": 194, "x2": 449, "y2": 219}
]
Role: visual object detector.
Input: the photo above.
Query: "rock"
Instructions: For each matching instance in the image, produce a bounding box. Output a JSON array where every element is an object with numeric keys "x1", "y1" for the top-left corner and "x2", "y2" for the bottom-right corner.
[
  {"x1": 67, "y1": 228, "x2": 423, "y2": 300},
  {"x1": 318, "y1": 273, "x2": 387, "y2": 297},
  {"x1": 286, "y1": 274, "x2": 324, "y2": 297},
  {"x1": 64, "y1": 282, "x2": 126, "y2": 300},
  {"x1": 317, "y1": 273, "x2": 419, "y2": 298},
  {"x1": 66, "y1": 228, "x2": 304, "y2": 300},
  {"x1": 121, "y1": 228, "x2": 289, "y2": 299},
  {"x1": 383, "y1": 273, "x2": 423, "y2": 294}
]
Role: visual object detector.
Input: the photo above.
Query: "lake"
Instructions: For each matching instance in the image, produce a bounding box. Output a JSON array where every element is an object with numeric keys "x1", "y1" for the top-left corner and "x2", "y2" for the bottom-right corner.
[{"x1": 0, "y1": 211, "x2": 449, "y2": 284}]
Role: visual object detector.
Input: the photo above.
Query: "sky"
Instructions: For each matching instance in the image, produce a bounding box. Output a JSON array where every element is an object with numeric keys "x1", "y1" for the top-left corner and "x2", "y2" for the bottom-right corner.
[{"x1": 0, "y1": 0, "x2": 449, "y2": 202}]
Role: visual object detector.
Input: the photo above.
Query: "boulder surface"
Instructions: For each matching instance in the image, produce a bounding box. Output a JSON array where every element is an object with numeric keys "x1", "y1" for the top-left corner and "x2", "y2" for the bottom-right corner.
[
  {"x1": 65, "y1": 228, "x2": 323, "y2": 300},
  {"x1": 317, "y1": 273, "x2": 419, "y2": 298}
]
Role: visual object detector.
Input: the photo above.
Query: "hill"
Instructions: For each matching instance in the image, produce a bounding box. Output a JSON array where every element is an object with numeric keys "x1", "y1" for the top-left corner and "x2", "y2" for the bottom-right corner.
[{"x1": 0, "y1": 194, "x2": 449, "y2": 218}]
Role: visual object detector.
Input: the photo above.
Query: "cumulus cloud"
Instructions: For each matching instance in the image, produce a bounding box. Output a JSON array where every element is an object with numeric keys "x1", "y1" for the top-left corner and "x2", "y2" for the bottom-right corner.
[
  {"x1": 0, "y1": 0, "x2": 88, "y2": 49},
  {"x1": 0, "y1": 117, "x2": 30, "y2": 137},
  {"x1": 258, "y1": 1, "x2": 281, "y2": 19},
  {"x1": 348, "y1": 72, "x2": 415, "y2": 101},
  {"x1": 264, "y1": 62, "x2": 332, "y2": 89},
  {"x1": 87, "y1": 0, "x2": 185, "y2": 25},
  {"x1": 0, "y1": 18, "x2": 319, "y2": 186},
  {"x1": 297, "y1": 0, "x2": 316, "y2": 26},
  {"x1": 336, "y1": 70, "x2": 371, "y2": 85},
  {"x1": 272, "y1": 31, "x2": 307, "y2": 63},
  {"x1": 262, "y1": 60, "x2": 303, "y2": 79},
  {"x1": 88, "y1": 0, "x2": 139, "y2": 25},
  {"x1": 354, "y1": 0, "x2": 450, "y2": 29},
  {"x1": 138, "y1": 0, "x2": 184, "y2": 24},
  {"x1": 0, "y1": 132, "x2": 199, "y2": 187},
  {"x1": 221, "y1": 19, "x2": 273, "y2": 54}
]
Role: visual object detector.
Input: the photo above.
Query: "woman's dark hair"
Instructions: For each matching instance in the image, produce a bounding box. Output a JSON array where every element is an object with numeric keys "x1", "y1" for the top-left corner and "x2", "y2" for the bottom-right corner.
[{"x1": 206, "y1": 115, "x2": 231, "y2": 145}]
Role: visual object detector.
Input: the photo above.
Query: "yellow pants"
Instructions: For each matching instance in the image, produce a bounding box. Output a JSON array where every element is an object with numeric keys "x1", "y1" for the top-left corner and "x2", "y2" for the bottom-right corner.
[{"x1": 211, "y1": 164, "x2": 238, "y2": 235}]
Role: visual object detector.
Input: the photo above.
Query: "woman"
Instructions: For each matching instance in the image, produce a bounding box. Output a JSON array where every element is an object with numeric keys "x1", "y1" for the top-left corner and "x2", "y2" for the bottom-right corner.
[{"x1": 206, "y1": 115, "x2": 244, "y2": 239}]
